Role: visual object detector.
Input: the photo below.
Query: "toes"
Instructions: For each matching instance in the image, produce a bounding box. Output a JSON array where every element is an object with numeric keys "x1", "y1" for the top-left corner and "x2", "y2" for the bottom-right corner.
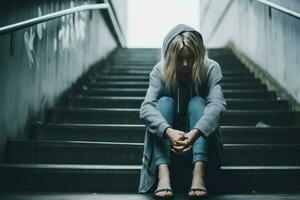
[
  {"x1": 156, "y1": 190, "x2": 173, "y2": 197},
  {"x1": 190, "y1": 190, "x2": 207, "y2": 197},
  {"x1": 157, "y1": 191, "x2": 166, "y2": 197},
  {"x1": 198, "y1": 190, "x2": 207, "y2": 196}
]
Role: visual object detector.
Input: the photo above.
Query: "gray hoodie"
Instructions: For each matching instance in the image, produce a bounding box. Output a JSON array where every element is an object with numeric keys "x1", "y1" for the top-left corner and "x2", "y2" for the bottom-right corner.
[{"x1": 138, "y1": 24, "x2": 227, "y2": 193}]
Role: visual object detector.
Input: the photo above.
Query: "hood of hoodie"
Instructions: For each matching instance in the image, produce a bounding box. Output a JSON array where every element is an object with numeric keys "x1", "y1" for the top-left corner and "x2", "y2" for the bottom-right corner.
[
  {"x1": 161, "y1": 24, "x2": 205, "y2": 114},
  {"x1": 162, "y1": 24, "x2": 204, "y2": 57}
]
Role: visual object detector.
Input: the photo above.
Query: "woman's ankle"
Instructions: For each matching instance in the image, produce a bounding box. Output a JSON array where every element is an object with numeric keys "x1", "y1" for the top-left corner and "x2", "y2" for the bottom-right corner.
[
  {"x1": 158, "y1": 164, "x2": 170, "y2": 179},
  {"x1": 157, "y1": 164, "x2": 171, "y2": 188},
  {"x1": 191, "y1": 161, "x2": 206, "y2": 189},
  {"x1": 193, "y1": 161, "x2": 205, "y2": 177}
]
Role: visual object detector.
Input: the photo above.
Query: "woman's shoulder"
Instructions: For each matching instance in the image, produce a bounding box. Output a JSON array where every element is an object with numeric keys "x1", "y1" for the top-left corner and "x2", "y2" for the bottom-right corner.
[
  {"x1": 153, "y1": 60, "x2": 164, "y2": 71},
  {"x1": 151, "y1": 60, "x2": 164, "y2": 77},
  {"x1": 204, "y1": 58, "x2": 223, "y2": 83},
  {"x1": 206, "y1": 58, "x2": 221, "y2": 72}
]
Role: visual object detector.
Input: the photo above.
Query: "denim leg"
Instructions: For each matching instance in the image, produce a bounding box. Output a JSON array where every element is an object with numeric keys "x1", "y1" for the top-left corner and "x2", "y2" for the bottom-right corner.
[
  {"x1": 188, "y1": 96, "x2": 209, "y2": 163},
  {"x1": 153, "y1": 96, "x2": 175, "y2": 167}
]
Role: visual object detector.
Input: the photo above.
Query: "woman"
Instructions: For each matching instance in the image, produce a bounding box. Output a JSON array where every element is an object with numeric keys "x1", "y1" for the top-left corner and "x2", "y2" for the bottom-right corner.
[{"x1": 138, "y1": 24, "x2": 227, "y2": 199}]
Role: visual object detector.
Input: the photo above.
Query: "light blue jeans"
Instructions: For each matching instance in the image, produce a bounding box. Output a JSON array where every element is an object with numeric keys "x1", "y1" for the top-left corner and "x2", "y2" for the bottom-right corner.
[{"x1": 153, "y1": 96, "x2": 209, "y2": 167}]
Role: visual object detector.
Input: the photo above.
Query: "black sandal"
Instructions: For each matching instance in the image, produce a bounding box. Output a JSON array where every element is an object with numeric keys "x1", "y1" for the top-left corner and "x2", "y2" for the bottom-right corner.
[
  {"x1": 153, "y1": 188, "x2": 174, "y2": 200},
  {"x1": 188, "y1": 188, "x2": 208, "y2": 199}
]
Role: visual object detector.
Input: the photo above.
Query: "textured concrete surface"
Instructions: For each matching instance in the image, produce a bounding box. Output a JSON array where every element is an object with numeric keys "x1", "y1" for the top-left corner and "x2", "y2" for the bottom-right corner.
[
  {"x1": 0, "y1": 0, "x2": 127, "y2": 161},
  {"x1": 200, "y1": 0, "x2": 300, "y2": 104}
]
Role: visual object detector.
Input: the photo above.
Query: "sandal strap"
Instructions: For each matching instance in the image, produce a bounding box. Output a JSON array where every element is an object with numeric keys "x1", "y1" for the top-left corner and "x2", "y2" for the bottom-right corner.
[
  {"x1": 154, "y1": 188, "x2": 173, "y2": 193},
  {"x1": 189, "y1": 188, "x2": 207, "y2": 192}
]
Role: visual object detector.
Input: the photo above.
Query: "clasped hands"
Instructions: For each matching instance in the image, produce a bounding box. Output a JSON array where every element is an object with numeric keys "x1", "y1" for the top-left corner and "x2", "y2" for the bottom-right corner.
[{"x1": 164, "y1": 127, "x2": 201, "y2": 155}]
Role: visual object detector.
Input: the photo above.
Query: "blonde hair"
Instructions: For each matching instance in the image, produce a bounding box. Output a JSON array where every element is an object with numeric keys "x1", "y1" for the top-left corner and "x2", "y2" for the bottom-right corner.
[{"x1": 163, "y1": 31, "x2": 208, "y2": 95}]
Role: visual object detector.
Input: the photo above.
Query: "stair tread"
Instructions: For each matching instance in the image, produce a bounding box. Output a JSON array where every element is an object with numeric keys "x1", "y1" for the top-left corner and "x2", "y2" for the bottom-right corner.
[
  {"x1": 35, "y1": 123, "x2": 300, "y2": 129},
  {"x1": 0, "y1": 163, "x2": 140, "y2": 170},
  {"x1": 10, "y1": 140, "x2": 300, "y2": 147},
  {"x1": 1, "y1": 163, "x2": 300, "y2": 170},
  {"x1": 51, "y1": 108, "x2": 298, "y2": 113},
  {"x1": 0, "y1": 193, "x2": 300, "y2": 200}
]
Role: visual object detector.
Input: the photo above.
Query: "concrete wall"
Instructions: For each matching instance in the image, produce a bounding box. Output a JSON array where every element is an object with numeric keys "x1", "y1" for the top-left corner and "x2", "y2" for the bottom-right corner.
[
  {"x1": 0, "y1": 0, "x2": 127, "y2": 161},
  {"x1": 200, "y1": 0, "x2": 300, "y2": 106}
]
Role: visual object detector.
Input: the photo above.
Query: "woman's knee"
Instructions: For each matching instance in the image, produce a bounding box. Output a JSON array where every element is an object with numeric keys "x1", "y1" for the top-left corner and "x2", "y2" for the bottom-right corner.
[
  {"x1": 188, "y1": 96, "x2": 206, "y2": 114},
  {"x1": 158, "y1": 96, "x2": 175, "y2": 108},
  {"x1": 157, "y1": 96, "x2": 176, "y2": 123}
]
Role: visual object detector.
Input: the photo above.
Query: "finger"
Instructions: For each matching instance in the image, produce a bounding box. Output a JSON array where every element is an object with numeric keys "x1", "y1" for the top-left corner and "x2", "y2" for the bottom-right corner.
[
  {"x1": 182, "y1": 145, "x2": 192, "y2": 153},
  {"x1": 172, "y1": 145, "x2": 185, "y2": 150},
  {"x1": 172, "y1": 145, "x2": 188, "y2": 153},
  {"x1": 175, "y1": 140, "x2": 189, "y2": 146},
  {"x1": 178, "y1": 135, "x2": 188, "y2": 141},
  {"x1": 176, "y1": 146, "x2": 191, "y2": 155},
  {"x1": 173, "y1": 140, "x2": 187, "y2": 146},
  {"x1": 177, "y1": 130, "x2": 186, "y2": 135}
]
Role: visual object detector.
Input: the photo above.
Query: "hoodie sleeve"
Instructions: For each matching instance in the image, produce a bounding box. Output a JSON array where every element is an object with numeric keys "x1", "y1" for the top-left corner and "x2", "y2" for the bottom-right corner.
[
  {"x1": 139, "y1": 64, "x2": 171, "y2": 139},
  {"x1": 193, "y1": 62, "x2": 227, "y2": 138}
]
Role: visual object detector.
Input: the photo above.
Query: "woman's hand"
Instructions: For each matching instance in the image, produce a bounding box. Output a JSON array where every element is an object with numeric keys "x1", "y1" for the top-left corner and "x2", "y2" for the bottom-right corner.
[
  {"x1": 164, "y1": 128, "x2": 187, "y2": 146},
  {"x1": 171, "y1": 129, "x2": 201, "y2": 155},
  {"x1": 183, "y1": 129, "x2": 201, "y2": 145}
]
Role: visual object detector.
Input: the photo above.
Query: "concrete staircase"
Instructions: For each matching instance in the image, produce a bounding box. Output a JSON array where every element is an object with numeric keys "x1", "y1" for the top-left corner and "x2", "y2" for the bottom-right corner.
[{"x1": 1, "y1": 48, "x2": 300, "y2": 193}]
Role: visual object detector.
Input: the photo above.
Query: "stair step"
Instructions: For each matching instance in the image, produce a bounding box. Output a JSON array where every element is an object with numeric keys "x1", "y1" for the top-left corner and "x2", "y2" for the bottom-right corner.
[
  {"x1": 98, "y1": 69, "x2": 253, "y2": 76},
  {"x1": 221, "y1": 126, "x2": 300, "y2": 144},
  {"x1": 9, "y1": 141, "x2": 144, "y2": 165},
  {"x1": 32, "y1": 123, "x2": 146, "y2": 142},
  {"x1": 115, "y1": 48, "x2": 160, "y2": 52},
  {"x1": 110, "y1": 59, "x2": 245, "y2": 68},
  {"x1": 217, "y1": 166, "x2": 300, "y2": 193},
  {"x1": 87, "y1": 82, "x2": 265, "y2": 90},
  {"x1": 33, "y1": 124, "x2": 300, "y2": 144},
  {"x1": 222, "y1": 144, "x2": 300, "y2": 165},
  {"x1": 68, "y1": 96, "x2": 288, "y2": 110},
  {"x1": 95, "y1": 75, "x2": 150, "y2": 81},
  {"x1": 50, "y1": 108, "x2": 141, "y2": 124},
  {"x1": 112, "y1": 56, "x2": 159, "y2": 60},
  {"x1": 0, "y1": 164, "x2": 140, "y2": 192},
  {"x1": 104, "y1": 64, "x2": 250, "y2": 70},
  {"x1": 111, "y1": 61, "x2": 157, "y2": 66},
  {"x1": 102, "y1": 68, "x2": 251, "y2": 75},
  {"x1": 94, "y1": 75, "x2": 258, "y2": 82},
  {"x1": 2, "y1": 193, "x2": 300, "y2": 200},
  {"x1": 68, "y1": 96, "x2": 144, "y2": 108},
  {"x1": 49, "y1": 108, "x2": 299, "y2": 126},
  {"x1": 223, "y1": 110, "x2": 300, "y2": 126},
  {"x1": 9, "y1": 141, "x2": 300, "y2": 165},
  {"x1": 81, "y1": 88, "x2": 276, "y2": 98},
  {"x1": 208, "y1": 48, "x2": 235, "y2": 56},
  {"x1": 113, "y1": 56, "x2": 159, "y2": 59},
  {"x1": 1, "y1": 164, "x2": 300, "y2": 192}
]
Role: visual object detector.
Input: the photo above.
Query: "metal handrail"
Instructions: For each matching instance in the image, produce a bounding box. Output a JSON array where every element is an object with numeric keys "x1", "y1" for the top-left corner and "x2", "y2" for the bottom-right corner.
[
  {"x1": 0, "y1": 3, "x2": 125, "y2": 47},
  {"x1": 256, "y1": 0, "x2": 300, "y2": 19}
]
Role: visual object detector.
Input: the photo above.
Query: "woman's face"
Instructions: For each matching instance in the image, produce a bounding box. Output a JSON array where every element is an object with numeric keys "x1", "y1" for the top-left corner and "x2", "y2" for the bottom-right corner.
[{"x1": 177, "y1": 46, "x2": 195, "y2": 82}]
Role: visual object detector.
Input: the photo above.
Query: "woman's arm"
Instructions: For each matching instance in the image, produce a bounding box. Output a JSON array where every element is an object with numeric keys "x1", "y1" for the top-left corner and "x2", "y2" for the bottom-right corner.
[
  {"x1": 193, "y1": 62, "x2": 227, "y2": 138},
  {"x1": 139, "y1": 64, "x2": 171, "y2": 139}
]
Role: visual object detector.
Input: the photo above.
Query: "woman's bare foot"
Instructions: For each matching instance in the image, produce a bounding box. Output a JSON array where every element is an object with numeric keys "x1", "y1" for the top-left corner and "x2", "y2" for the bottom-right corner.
[
  {"x1": 189, "y1": 161, "x2": 207, "y2": 197},
  {"x1": 154, "y1": 164, "x2": 173, "y2": 198}
]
